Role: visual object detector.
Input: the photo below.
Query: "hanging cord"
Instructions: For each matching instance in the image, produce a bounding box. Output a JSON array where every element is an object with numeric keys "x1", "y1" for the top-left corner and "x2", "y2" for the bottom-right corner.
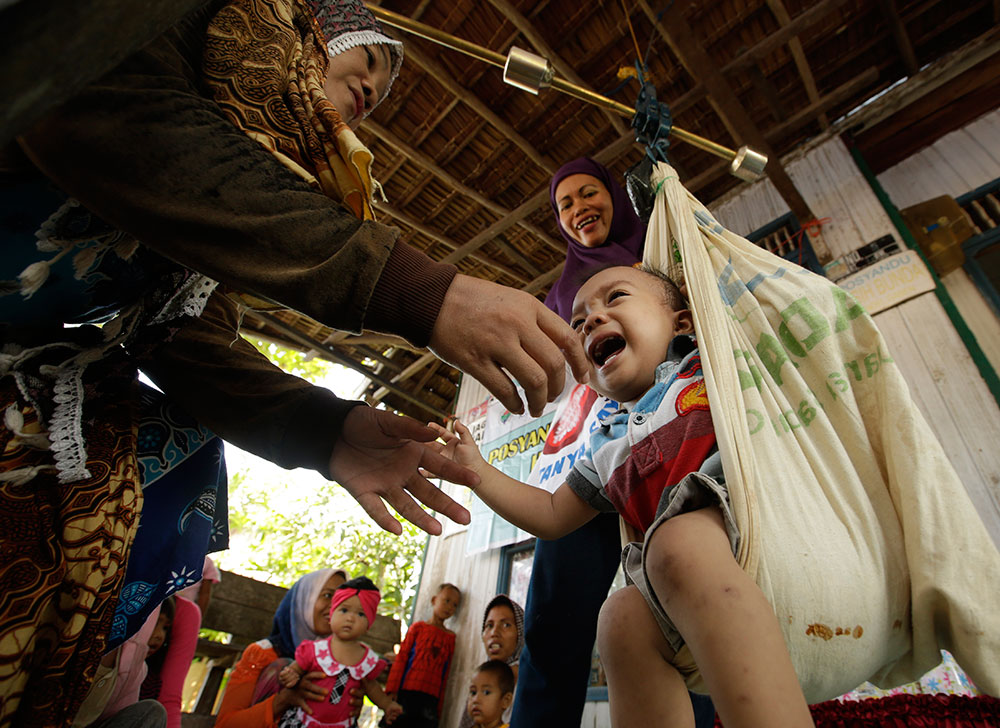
[{"x1": 620, "y1": 0, "x2": 645, "y2": 73}]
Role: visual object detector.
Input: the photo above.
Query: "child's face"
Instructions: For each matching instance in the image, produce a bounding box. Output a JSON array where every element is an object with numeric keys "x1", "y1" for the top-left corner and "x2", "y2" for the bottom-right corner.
[
  {"x1": 147, "y1": 612, "x2": 170, "y2": 656},
  {"x1": 328, "y1": 594, "x2": 369, "y2": 641},
  {"x1": 554, "y1": 173, "x2": 614, "y2": 249},
  {"x1": 431, "y1": 586, "x2": 461, "y2": 621},
  {"x1": 571, "y1": 266, "x2": 693, "y2": 403},
  {"x1": 481, "y1": 605, "x2": 518, "y2": 662},
  {"x1": 467, "y1": 671, "x2": 513, "y2": 726},
  {"x1": 313, "y1": 572, "x2": 347, "y2": 635}
]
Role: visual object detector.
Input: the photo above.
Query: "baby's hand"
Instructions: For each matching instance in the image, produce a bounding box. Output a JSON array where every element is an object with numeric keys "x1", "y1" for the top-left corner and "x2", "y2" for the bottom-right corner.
[
  {"x1": 382, "y1": 701, "x2": 403, "y2": 724},
  {"x1": 427, "y1": 421, "x2": 484, "y2": 473},
  {"x1": 278, "y1": 665, "x2": 301, "y2": 689}
]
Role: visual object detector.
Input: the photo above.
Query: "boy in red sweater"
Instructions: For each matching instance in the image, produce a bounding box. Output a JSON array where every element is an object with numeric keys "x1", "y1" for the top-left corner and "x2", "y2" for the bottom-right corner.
[{"x1": 384, "y1": 584, "x2": 461, "y2": 727}]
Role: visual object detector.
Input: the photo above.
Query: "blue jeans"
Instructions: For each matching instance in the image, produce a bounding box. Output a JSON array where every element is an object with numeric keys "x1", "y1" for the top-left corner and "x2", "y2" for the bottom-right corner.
[{"x1": 510, "y1": 513, "x2": 716, "y2": 727}]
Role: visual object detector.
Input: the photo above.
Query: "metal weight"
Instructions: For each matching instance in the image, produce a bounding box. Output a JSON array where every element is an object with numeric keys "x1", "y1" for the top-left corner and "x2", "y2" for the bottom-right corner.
[
  {"x1": 730, "y1": 145, "x2": 768, "y2": 182},
  {"x1": 503, "y1": 47, "x2": 554, "y2": 95}
]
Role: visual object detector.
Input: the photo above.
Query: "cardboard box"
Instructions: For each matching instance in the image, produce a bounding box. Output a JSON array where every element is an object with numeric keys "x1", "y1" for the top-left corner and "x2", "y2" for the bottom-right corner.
[{"x1": 900, "y1": 196, "x2": 974, "y2": 276}]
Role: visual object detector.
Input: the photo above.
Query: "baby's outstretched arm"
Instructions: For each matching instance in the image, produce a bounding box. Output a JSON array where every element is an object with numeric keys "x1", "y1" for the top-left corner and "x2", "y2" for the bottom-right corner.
[
  {"x1": 278, "y1": 660, "x2": 306, "y2": 689},
  {"x1": 362, "y1": 679, "x2": 403, "y2": 724},
  {"x1": 430, "y1": 421, "x2": 597, "y2": 539}
]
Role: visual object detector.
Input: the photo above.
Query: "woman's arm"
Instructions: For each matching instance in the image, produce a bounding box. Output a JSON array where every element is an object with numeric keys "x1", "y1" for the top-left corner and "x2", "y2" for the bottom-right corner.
[
  {"x1": 432, "y1": 422, "x2": 597, "y2": 540},
  {"x1": 214, "y1": 643, "x2": 281, "y2": 728},
  {"x1": 157, "y1": 597, "x2": 201, "y2": 728}
]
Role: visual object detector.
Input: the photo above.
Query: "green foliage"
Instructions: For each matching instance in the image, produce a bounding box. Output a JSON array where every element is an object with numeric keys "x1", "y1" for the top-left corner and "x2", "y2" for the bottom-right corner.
[
  {"x1": 241, "y1": 334, "x2": 332, "y2": 384},
  {"x1": 198, "y1": 628, "x2": 233, "y2": 644},
  {"x1": 220, "y1": 337, "x2": 426, "y2": 622},
  {"x1": 221, "y1": 464, "x2": 428, "y2": 623}
]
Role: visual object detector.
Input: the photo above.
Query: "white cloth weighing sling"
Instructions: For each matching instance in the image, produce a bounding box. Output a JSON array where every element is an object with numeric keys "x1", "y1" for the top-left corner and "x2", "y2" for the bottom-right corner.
[{"x1": 642, "y1": 162, "x2": 1000, "y2": 703}]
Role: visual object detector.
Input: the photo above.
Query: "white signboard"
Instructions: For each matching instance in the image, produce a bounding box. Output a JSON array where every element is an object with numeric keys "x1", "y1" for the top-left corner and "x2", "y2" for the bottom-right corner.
[{"x1": 837, "y1": 250, "x2": 936, "y2": 315}]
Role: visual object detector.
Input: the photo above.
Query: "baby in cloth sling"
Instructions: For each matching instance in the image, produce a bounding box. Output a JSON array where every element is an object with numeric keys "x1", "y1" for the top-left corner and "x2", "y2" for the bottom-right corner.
[{"x1": 435, "y1": 248, "x2": 1000, "y2": 728}]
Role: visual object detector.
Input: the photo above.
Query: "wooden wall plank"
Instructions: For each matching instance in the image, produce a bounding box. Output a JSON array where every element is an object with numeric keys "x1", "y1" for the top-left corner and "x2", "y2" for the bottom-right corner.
[
  {"x1": 941, "y1": 268, "x2": 1000, "y2": 374},
  {"x1": 877, "y1": 108, "x2": 1000, "y2": 208}
]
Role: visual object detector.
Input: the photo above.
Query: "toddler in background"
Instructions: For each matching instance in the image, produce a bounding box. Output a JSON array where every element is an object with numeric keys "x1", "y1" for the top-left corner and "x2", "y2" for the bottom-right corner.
[
  {"x1": 384, "y1": 583, "x2": 461, "y2": 727},
  {"x1": 466, "y1": 660, "x2": 515, "y2": 728},
  {"x1": 278, "y1": 576, "x2": 402, "y2": 727}
]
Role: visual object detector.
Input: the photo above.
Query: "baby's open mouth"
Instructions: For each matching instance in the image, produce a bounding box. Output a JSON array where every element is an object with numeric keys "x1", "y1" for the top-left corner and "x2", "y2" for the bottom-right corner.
[{"x1": 589, "y1": 335, "x2": 625, "y2": 367}]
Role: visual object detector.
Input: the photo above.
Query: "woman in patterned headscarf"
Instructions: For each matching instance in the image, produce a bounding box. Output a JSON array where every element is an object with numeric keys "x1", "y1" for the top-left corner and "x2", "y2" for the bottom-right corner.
[{"x1": 0, "y1": 0, "x2": 518, "y2": 724}]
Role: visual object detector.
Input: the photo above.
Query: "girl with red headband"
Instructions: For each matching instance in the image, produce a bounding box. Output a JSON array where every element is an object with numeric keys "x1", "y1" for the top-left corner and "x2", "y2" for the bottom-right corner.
[{"x1": 278, "y1": 576, "x2": 402, "y2": 727}]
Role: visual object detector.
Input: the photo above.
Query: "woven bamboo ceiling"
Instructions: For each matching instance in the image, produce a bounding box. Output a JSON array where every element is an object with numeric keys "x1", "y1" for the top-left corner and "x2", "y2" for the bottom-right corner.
[
  {"x1": 237, "y1": 0, "x2": 1000, "y2": 421},
  {"x1": 4, "y1": 0, "x2": 996, "y2": 421}
]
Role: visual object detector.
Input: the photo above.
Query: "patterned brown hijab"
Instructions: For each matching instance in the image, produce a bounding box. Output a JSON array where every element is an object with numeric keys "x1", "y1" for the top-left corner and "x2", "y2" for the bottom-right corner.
[{"x1": 202, "y1": 0, "x2": 385, "y2": 220}]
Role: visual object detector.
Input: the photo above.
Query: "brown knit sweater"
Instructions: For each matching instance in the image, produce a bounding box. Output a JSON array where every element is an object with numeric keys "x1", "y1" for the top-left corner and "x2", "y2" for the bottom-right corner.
[{"x1": 11, "y1": 0, "x2": 457, "y2": 474}]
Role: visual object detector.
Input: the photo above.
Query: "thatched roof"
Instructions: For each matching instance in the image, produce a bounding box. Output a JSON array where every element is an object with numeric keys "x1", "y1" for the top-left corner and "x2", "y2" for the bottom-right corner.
[
  {"x1": 4, "y1": 0, "x2": 998, "y2": 420},
  {"x1": 240, "y1": 0, "x2": 1000, "y2": 420}
]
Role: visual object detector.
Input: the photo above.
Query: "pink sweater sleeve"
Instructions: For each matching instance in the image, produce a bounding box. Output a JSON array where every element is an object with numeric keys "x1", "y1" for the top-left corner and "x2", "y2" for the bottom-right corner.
[{"x1": 158, "y1": 597, "x2": 202, "y2": 728}]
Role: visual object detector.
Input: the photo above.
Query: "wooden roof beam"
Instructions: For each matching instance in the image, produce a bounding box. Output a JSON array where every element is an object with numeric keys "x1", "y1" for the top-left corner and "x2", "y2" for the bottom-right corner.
[
  {"x1": 721, "y1": 0, "x2": 854, "y2": 75},
  {"x1": 245, "y1": 310, "x2": 450, "y2": 420},
  {"x1": 374, "y1": 200, "x2": 531, "y2": 284},
  {"x1": 764, "y1": 0, "x2": 829, "y2": 129},
  {"x1": 636, "y1": 0, "x2": 814, "y2": 226},
  {"x1": 684, "y1": 67, "x2": 879, "y2": 196},
  {"x1": 482, "y1": 0, "x2": 628, "y2": 137},
  {"x1": 402, "y1": 42, "x2": 557, "y2": 174},
  {"x1": 364, "y1": 119, "x2": 564, "y2": 265},
  {"x1": 614, "y1": 0, "x2": 849, "y2": 134},
  {"x1": 876, "y1": 0, "x2": 920, "y2": 77}
]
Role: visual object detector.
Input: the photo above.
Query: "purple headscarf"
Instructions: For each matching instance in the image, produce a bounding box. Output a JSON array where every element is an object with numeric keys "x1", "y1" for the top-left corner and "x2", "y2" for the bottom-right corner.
[{"x1": 544, "y1": 157, "x2": 647, "y2": 321}]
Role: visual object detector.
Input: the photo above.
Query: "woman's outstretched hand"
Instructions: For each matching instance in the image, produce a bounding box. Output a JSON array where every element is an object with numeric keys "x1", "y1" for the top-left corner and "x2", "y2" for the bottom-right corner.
[
  {"x1": 429, "y1": 274, "x2": 589, "y2": 418},
  {"x1": 328, "y1": 406, "x2": 479, "y2": 535}
]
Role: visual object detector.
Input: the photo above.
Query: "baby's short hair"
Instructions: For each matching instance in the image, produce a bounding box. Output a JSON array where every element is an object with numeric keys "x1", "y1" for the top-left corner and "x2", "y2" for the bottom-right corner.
[
  {"x1": 474, "y1": 659, "x2": 515, "y2": 695},
  {"x1": 637, "y1": 264, "x2": 685, "y2": 311},
  {"x1": 437, "y1": 582, "x2": 461, "y2": 596},
  {"x1": 574, "y1": 263, "x2": 685, "y2": 313}
]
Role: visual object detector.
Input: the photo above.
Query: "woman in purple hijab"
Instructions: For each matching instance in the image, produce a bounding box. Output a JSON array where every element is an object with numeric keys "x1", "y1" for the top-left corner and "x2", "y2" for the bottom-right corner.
[
  {"x1": 512, "y1": 158, "x2": 716, "y2": 728},
  {"x1": 543, "y1": 157, "x2": 646, "y2": 322}
]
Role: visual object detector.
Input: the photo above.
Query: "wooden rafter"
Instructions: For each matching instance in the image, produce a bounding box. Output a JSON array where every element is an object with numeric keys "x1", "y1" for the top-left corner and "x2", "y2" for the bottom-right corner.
[
  {"x1": 764, "y1": 0, "x2": 829, "y2": 129},
  {"x1": 482, "y1": 0, "x2": 628, "y2": 136},
  {"x1": 401, "y1": 41, "x2": 557, "y2": 173},
  {"x1": 635, "y1": 0, "x2": 815, "y2": 227},
  {"x1": 364, "y1": 119, "x2": 564, "y2": 261},
  {"x1": 876, "y1": 0, "x2": 920, "y2": 77},
  {"x1": 374, "y1": 201, "x2": 531, "y2": 283}
]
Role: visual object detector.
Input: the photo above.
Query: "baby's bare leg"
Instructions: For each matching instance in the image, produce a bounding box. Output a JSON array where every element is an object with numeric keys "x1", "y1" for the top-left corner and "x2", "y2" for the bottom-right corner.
[
  {"x1": 597, "y1": 585, "x2": 695, "y2": 727},
  {"x1": 647, "y1": 507, "x2": 813, "y2": 728}
]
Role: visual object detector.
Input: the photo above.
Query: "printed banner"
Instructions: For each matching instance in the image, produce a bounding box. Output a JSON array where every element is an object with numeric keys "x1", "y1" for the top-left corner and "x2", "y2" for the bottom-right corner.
[{"x1": 461, "y1": 376, "x2": 620, "y2": 554}]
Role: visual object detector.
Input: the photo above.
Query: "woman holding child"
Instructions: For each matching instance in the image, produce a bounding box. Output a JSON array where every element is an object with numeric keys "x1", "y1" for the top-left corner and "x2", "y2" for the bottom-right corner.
[
  {"x1": 215, "y1": 568, "x2": 356, "y2": 728},
  {"x1": 457, "y1": 595, "x2": 524, "y2": 728}
]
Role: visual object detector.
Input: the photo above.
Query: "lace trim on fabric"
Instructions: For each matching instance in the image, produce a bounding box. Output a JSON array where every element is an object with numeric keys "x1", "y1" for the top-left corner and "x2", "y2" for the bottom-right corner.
[
  {"x1": 148, "y1": 275, "x2": 219, "y2": 326},
  {"x1": 45, "y1": 363, "x2": 91, "y2": 483}
]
